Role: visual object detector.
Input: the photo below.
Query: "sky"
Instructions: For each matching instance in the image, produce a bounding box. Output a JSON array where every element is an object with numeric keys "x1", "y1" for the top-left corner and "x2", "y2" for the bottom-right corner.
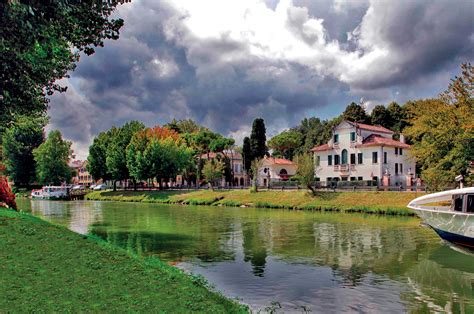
[{"x1": 46, "y1": 0, "x2": 474, "y2": 159}]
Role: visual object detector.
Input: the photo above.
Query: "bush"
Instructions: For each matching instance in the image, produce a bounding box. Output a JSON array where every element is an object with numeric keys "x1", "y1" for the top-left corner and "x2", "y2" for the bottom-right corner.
[{"x1": 0, "y1": 176, "x2": 17, "y2": 210}]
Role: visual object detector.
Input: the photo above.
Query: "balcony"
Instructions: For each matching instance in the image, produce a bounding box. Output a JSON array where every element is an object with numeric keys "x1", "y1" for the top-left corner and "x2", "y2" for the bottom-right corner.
[{"x1": 334, "y1": 164, "x2": 356, "y2": 172}]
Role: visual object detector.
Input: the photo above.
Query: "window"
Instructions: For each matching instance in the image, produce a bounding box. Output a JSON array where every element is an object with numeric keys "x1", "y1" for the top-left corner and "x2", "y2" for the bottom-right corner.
[
  {"x1": 316, "y1": 156, "x2": 321, "y2": 166},
  {"x1": 453, "y1": 195, "x2": 464, "y2": 212},
  {"x1": 400, "y1": 163, "x2": 403, "y2": 174},
  {"x1": 350, "y1": 153, "x2": 356, "y2": 165},
  {"x1": 350, "y1": 132, "x2": 356, "y2": 142},
  {"x1": 383, "y1": 152, "x2": 387, "y2": 164},
  {"x1": 395, "y1": 147, "x2": 398, "y2": 155},
  {"x1": 358, "y1": 177, "x2": 363, "y2": 181},
  {"x1": 341, "y1": 177, "x2": 348, "y2": 181},
  {"x1": 350, "y1": 177, "x2": 356, "y2": 181},
  {"x1": 372, "y1": 152, "x2": 378, "y2": 164},
  {"x1": 334, "y1": 155, "x2": 340, "y2": 165},
  {"x1": 333, "y1": 134, "x2": 339, "y2": 143},
  {"x1": 341, "y1": 149, "x2": 348, "y2": 165},
  {"x1": 467, "y1": 195, "x2": 474, "y2": 213},
  {"x1": 328, "y1": 155, "x2": 333, "y2": 166},
  {"x1": 395, "y1": 163, "x2": 399, "y2": 175},
  {"x1": 358, "y1": 153, "x2": 363, "y2": 164},
  {"x1": 399, "y1": 148, "x2": 403, "y2": 155}
]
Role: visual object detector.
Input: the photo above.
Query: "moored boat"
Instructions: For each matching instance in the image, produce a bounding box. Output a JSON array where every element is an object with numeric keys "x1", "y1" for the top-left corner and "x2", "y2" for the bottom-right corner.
[
  {"x1": 408, "y1": 187, "x2": 474, "y2": 249},
  {"x1": 31, "y1": 186, "x2": 71, "y2": 200}
]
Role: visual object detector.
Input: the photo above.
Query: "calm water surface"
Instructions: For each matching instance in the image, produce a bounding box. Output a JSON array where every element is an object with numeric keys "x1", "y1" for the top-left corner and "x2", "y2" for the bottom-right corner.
[{"x1": 17, "y1": 199, "x2": 474, "y2": 313}]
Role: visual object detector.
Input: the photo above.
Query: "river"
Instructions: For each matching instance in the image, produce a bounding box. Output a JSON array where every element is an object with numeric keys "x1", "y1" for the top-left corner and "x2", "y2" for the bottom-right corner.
[{"x1": 17, "y1": 199, "x2": 474, "y2": 312}]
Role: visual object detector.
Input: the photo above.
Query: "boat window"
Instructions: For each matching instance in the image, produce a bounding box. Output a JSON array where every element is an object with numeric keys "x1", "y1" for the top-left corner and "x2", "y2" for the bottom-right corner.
[
  {"x1": 467, "y1": 194, "x2": 474, "y2": 213},
  {"x1": 453, "y1": 195, "x2": 464, "y2": 212}
]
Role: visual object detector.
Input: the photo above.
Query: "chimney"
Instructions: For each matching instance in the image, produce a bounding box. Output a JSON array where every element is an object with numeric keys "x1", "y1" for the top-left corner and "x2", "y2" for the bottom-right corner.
[{"x1": 400, "y1": 134, "x2": 405, "y2": 143}]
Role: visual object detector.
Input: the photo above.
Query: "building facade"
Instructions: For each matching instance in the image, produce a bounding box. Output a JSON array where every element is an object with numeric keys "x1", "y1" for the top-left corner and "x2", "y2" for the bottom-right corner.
[
  {"x1": 70, "y1": 160, "x2": 95, "y2": 187},
  {"x1": 311, "y1": 121, "x2": 416, "y2": 187},
  {"x1": 257, "y1": 157, "x2": 297, "y2": 187}
]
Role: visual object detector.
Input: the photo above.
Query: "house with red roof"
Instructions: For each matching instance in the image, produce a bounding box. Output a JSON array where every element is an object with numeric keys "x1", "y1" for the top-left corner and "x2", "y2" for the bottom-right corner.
[
  {"x1": 311, "y1": 120, "x2": 416, "y2": 187},
  {"x1": 257, "y1": 157, "x2": 297, "y2": 187}
]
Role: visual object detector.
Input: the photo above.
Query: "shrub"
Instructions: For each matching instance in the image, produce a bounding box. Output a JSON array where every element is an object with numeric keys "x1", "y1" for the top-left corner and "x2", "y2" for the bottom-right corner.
[{"x1": 0, "y1": 176, "x2": 17, "y2": 210}]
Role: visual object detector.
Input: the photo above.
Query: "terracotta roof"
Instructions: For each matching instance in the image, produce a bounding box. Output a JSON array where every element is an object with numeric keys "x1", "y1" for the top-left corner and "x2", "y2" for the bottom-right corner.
[
  {"x1": 69, "y1": 160, "x2": 84, "y2": 168},
  {"x1": 264, "y1": 157, "x2": 295, "y2": 165},
  {"x1": 200, "y1": 151, "x2": 242, "y2": 160},
  {"x1": 356, "y1": 134, "x2": 411, "y2": 148},
  {"x1": 354, "y1": 122, "x2": 394, "y2": 134},
  {"x1": 311, "y1": 144, "x2": 331, "y2": 152}
]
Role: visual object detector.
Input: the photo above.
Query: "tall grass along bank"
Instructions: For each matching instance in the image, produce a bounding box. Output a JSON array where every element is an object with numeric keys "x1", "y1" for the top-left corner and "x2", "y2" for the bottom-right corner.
[
  {"x1": 0, "y1": 208, "x2": 247, "y2": 312},
  {"x1": 85, "y1": 190, "x2": 422, "y2": 216}
]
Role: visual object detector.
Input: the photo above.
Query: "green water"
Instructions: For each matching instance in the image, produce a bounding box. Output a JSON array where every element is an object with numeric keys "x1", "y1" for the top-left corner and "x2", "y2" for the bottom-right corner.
[{"x1": 18, "y1": 199, "x2": 474, "y2": 312}]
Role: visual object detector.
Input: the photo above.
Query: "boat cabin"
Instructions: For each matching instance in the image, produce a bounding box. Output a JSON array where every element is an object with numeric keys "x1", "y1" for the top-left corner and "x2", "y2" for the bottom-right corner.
[{"x1": 452, "y1": 193, "x2": 474, "y2": 213}]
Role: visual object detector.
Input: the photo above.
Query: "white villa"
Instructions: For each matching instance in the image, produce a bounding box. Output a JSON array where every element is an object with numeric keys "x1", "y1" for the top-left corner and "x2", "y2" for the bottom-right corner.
[
  {"x1": 311, "y1": 120, "x2": 416, "y2": 187},
  {"x1": 257, "y1": 157, "x2": 297, "y2": 187}
]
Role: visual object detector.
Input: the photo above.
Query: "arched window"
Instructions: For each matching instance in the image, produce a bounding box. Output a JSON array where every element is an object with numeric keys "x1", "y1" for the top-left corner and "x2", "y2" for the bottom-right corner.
[
  {"x1": 240, "y1": 178, "x2": 244, "y2": 186},
  {"x1": 341, "y1": 149, "x2": 348, "y2": 165},
  {"x1": 279, "y1": 169, "x2": 288, "y2": 175}
]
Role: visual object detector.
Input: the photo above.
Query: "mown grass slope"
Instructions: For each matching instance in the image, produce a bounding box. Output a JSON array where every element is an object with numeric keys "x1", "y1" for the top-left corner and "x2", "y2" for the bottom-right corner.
[{"x1": 0, "y1": 208, "x2": 247, "y2": 312}]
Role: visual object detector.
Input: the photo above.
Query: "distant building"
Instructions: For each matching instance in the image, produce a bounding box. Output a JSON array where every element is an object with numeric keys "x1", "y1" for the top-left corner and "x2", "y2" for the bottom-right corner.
[
  {"x1": 257, "y1": 157, "x2": 297, "y2": 187},
  {"x1": 311, "y1": 120, "x2": 416, "y2": 187},
  {"x1": 70, "y1": 160, "x2": 95, "y2": 186}
]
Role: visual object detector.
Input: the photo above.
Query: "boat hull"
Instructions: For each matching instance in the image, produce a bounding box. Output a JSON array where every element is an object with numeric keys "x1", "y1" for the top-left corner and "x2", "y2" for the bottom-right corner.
[{"x1": 432, "y1": 226, "x2": 474, "y2": 249}]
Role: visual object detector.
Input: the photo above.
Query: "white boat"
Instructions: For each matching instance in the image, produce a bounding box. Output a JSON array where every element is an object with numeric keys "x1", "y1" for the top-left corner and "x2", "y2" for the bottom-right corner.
[
  {"x1": 31, "y1": 186, "x2": 71, "y2": 200},
  {"x1": 408, "y1": 187, "x2": 474, "y2": 249}
]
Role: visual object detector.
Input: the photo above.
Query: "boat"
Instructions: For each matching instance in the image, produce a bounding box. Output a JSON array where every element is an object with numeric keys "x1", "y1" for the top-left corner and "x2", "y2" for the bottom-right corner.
[
  {"x1": 407, "y1": 187, "x2": 474, "y2": 249},
  {"x1": 31, "y1": 186, "x2": 71, "y2": 200}
]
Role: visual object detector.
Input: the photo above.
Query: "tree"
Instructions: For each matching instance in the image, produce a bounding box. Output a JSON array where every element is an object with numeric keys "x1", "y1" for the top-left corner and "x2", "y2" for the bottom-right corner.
[
  {"x1": 250, "y1": 158, "x2": 265, "y2": 193},
  {"x1": 242, "y1": 137, "x2": 252, "y2": 173},
  {"x1": 370, "y1": 105, "x2": 390, "y2": 127},
  {"x1": 295, "y1": 153, "x2": 316, "y2": 195},
  {"x1": 33, "y1": 130, "x2": 72, "y2": 185},
  {"x1": 267, "y1": 130, "x2": 302, "y2": 160},
  {"x1": 404, "y1": 63, "x2": 474, "y2": 190},
  {"x1": 87, "y1": 130, "x2": 111, "y2": 182},
  {"x1": 2, "y1": 116, "x2": 45, "y2": 186},
  {"x1": 342, "y1": 102, "x2": 369, "y2": 123},
  {"x1": 106, "y1": 121, "x2": 145, "y2": 190},
  {"x1": 1, "y1": 1, "x2": 124, "y2": 137},
  {"x1": 165, "y1": 119, "x2": 203, "y2": 134},
  {"x1": 202, "y1": 160, "x2": 224, "y2": 191},
  {"x1": 250, "y1": 118, "x2": 267, "y2": 159},
  {"x1": 387, "y1": 102, "x2": 408, "y2": 133}
]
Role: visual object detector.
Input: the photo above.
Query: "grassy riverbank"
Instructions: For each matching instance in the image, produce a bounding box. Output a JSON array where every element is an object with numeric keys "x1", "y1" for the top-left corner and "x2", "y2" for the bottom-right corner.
[
  {"x1": 0, "y1": 208, "x2": 246, "y2": 312},
  {"x1": 85, "y1": 189, "x2": 421, "y2": 216}
]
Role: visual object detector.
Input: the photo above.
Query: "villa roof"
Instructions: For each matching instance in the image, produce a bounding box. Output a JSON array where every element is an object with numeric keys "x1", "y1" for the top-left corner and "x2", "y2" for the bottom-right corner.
[
  {"x1": 353, "y1": 122, "x2": 394, "y2": 134},
  {"x1": 69, "y1": 160, "x2": 84, "y2": 168},
  {"x1": 356, "y1": 134, "x2": 411, "y2": 149},
  {"x1": 200, "y1": 151, "x2": 242, "y2": 160},
  {"x1": 310, "y1": 143, "x2": 331, "y2": 152},
  {"x1": 264, "y1": 157, "x2": 295, "y2": 165}
]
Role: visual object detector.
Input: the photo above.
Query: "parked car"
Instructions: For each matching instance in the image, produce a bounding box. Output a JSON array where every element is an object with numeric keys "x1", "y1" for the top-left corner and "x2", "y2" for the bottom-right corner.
[
  {"x1": 93, "y1": 184, "x2": 108, "y2": 190},
  {"x1": 89, "y1": 184, "x2": 96, "y2": 190},
  {"x1": 72, "y1": 185, "x2": 84, "y2": 190}
]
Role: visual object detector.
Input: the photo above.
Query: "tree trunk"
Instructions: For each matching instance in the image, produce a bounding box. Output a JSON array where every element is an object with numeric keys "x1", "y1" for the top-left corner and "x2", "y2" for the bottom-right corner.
[
  {"x1": 113, "y1": 180, "x2": 117, "y2": 191},
  {"x1": 307, "y1": 184, "x2": 316, "y2": 196},
  {"x1": 133, "y1": 179, "x2": 137, "y2": 191}
]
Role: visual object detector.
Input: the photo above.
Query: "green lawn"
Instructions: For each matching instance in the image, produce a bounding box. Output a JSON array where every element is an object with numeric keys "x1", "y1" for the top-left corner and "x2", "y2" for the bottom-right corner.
[
  {"x1": 0, "y1": 208, "x2": 247, "y2": 312},
  {"x1": 85, "y1": 189, "x2": 422, "y2": 215}
]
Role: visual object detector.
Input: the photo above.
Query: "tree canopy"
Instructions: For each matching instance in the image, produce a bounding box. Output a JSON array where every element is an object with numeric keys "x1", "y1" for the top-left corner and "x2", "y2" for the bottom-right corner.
[
  {"x1": 33, "y1": 130, "x2": 72, "y2": 185},
  {"x1": 267, "y1": 130, "x2": 302, "y2": 160},
  {"x1": 0, "y1": 1, "x2": 124, "y2": 136},
  {"x1": 250, "y1": 118, "x2": 267, "y2": 159},
  {"x1": 2, "y1": 116, "x2": 45, "y2": 185},
  {"x1": 342, "y1": 102, "x2": 369, "y2": 123}
]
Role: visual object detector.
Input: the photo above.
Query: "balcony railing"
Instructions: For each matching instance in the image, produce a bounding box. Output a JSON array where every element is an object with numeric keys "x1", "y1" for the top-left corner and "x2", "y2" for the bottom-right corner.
[{"x1": 334, "y1": 164, "x2": 356, "y2": 172}]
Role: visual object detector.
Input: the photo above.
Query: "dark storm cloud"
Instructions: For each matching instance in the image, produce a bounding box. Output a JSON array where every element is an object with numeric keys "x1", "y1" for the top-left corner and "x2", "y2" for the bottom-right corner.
[{"x1": 47, "y1": 0, "x2": 474, "y2": 158}]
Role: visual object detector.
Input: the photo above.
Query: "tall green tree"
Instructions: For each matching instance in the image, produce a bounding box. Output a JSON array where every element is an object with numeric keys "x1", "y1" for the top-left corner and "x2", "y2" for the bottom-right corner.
[
  {"x1": 1, "y1": 1, "x2": 124, "y2": 137},
  {"x1": 202, "y1": 159, "x2": 224, "y2": 191},
  {"x1": 342, "y1": 102, "x2": 369, "y2": 123},
  {"x1": 87, "y1": 130, "x2": 111, "y2": 182},
  {"x1": 404, "y1": 63, "x2": 474, "y2": 190},
  {"x1": 295, "y1": 153, "x2": 316, "y2": 195},
  {"x1": 370, "y1": 105, "x2": 391, "y2": 126},
  {"x1": 267, "y1": 130, "x2": 302, "y2": 160},
  {"x1": 387, "y1": 102, "x2": 408, "y2": 133},
  {"x1": 242, "y1": 136, "x2": 252, "y2": 173},
  {"x1": 2, "y1": 116, "x2": 45, "y2": 186},
  {"x1": 165, "y1": 119, "x2": 203, "y2": 134},
  {"x1": 33, "y1": 130, "x2": 72, "y2": 185},
  {"x1": 106, "y1": 121, "x2": 145, "y2": 190},
  {"x1": 250, "y1": 118, "x2": 267, "y2": 159}
]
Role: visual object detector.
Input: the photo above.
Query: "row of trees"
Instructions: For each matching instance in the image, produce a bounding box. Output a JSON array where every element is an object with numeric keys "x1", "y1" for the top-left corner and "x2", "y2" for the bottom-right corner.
[
  {"x1": 87, "y1": 120, "x2": 236, "y2": 190},
  {"x1": 2, "y1": 119, "x2": 73, "y2": 186}
]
